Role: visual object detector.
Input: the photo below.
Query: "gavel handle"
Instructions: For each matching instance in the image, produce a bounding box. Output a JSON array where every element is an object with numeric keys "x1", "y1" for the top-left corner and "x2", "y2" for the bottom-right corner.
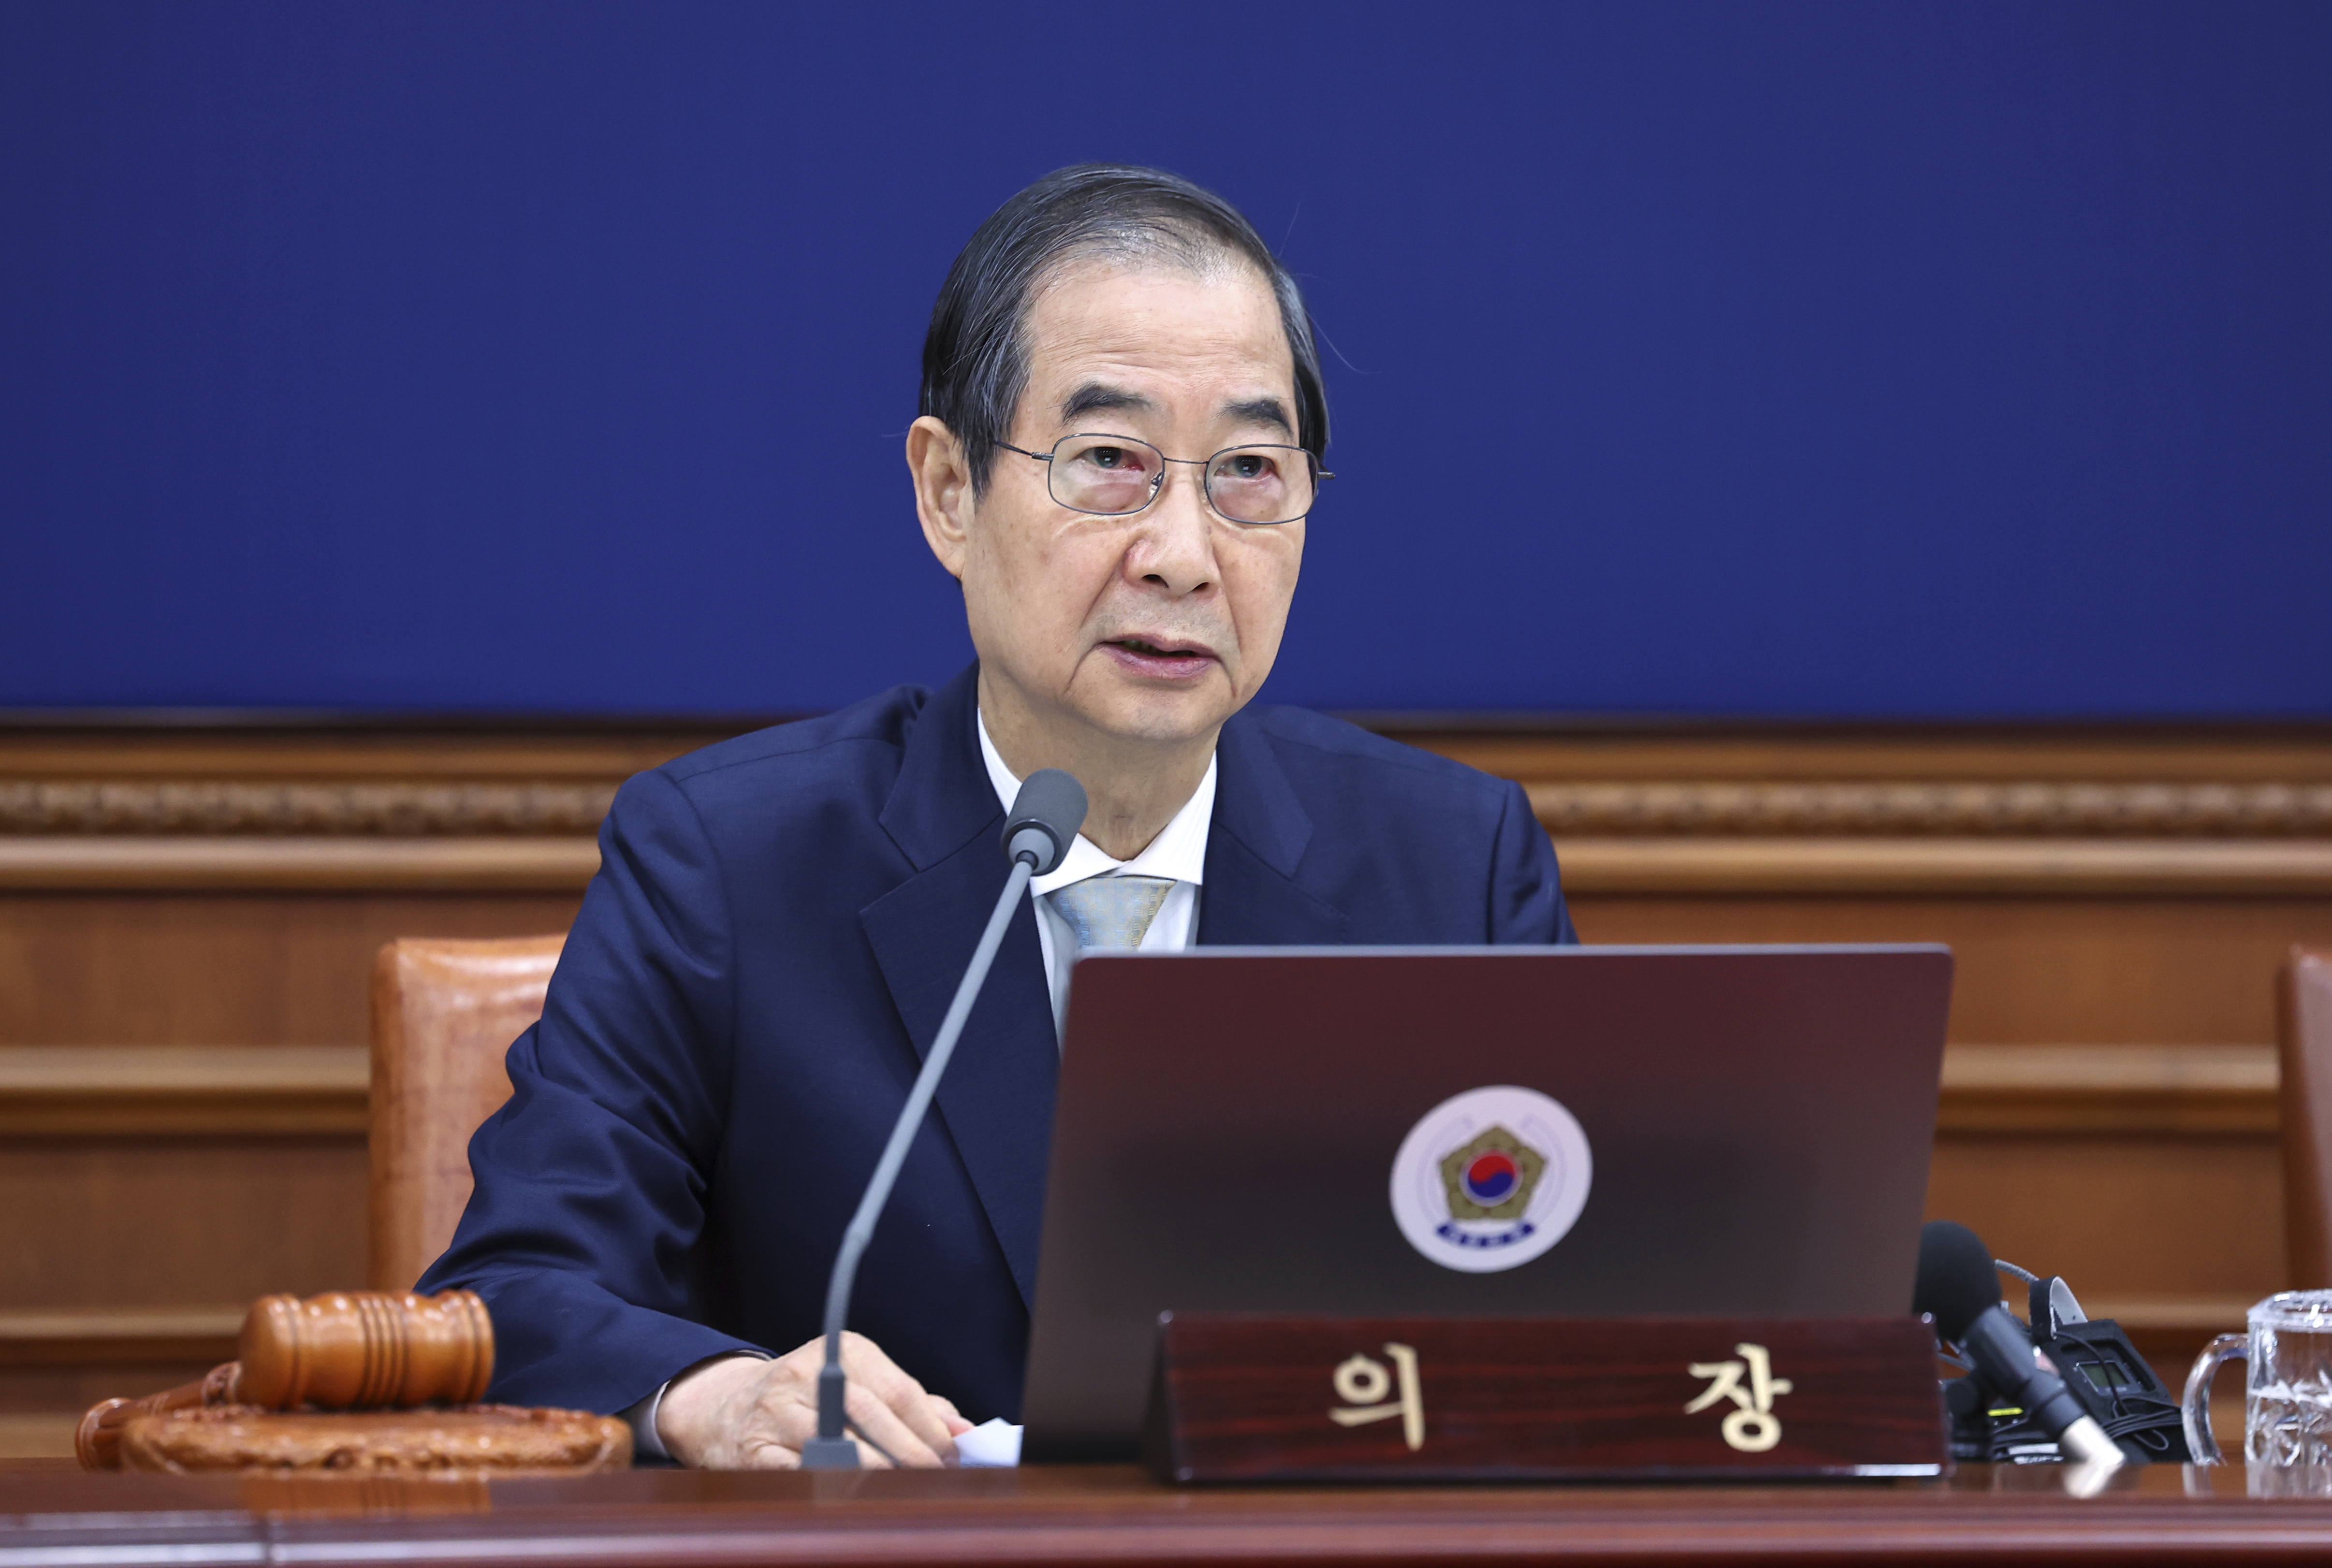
[{"x1": 75, "y1": 1361, "x2": 242, "y2": 1471}]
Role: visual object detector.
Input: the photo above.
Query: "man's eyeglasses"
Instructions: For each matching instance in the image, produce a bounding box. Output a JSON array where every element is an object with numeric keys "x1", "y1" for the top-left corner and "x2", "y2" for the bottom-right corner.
[{"x1": 995, "y1": 434, "x2": 1332, "y2": 526}]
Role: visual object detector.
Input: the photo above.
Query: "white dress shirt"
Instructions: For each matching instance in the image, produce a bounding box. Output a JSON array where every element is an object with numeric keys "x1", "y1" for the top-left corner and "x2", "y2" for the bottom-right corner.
[{"x1": 977, "y1": 711, "x2": 1214, "y2": 1038}]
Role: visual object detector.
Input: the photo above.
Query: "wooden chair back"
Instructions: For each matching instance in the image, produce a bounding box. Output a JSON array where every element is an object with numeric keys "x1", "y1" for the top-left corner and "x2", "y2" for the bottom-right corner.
[
  {"x1": 368, "y1": 936, "x2": 563, "y2": 1291},
  {"x1": 2282, "y1": 946, "x2": 2332, "y2": 1289}
]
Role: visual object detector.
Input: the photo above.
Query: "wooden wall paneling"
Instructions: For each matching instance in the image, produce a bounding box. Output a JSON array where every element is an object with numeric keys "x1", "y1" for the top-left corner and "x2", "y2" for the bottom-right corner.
[
  {"x1": 1923, "y1": 1132, "x2": 2283, "y2": 1308},
  {"x1": 0, "y1": 1308, "x2": 243, "y2": 1365},
  {"x1": 0, "y1": 1136, "x2": 367, "y2": 1310},
  {"x1": 1938, "y1": 1045, "x2": 2275, "y2": 1136},
  {"x1": 1566, "y1": 895, "x2": 2332, "y2": 1045},
  {"x1": 1930, "y1": 1046, "x2": 2282, "y2": 1367},
  {"x1": 0, "y1": 1119, "x2": 371, "y2": 1452},
  {"x1": 1556, "y1": 839, "x2": 2332, "y2": 894},
  {"x1": 0, "y1": 840, "x2": 601, "y2": 892},
  {"x1": 0, "y1": 1046, "x2": 366, "y2": 1136},
  {"x1": 0, "y1": 1046, "x2": 368, "y2": 1116},
  {"x1": 0, "y1": 894, "x2": 584, "y2": 1045},
  {"x1": 0, "y1": 723, "x2": 745, "y2": 784},
  {"x1": 0, "y1": 1303, "x2": 243, "y2": 1446},
  {"x1": 1403, "y1": 726, "x2": 2332, "y2": 786}
]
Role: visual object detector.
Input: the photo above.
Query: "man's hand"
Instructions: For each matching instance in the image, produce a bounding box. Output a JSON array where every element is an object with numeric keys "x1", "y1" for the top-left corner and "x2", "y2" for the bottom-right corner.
[{"x1": 656, "y1": 1333, "x2": 973, "y2": 1469}]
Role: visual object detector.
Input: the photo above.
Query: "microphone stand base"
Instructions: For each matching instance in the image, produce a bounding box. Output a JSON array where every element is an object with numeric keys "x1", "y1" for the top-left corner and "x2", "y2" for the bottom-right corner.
[{"x1": 798, "y1": 1436, "x2": 862, "y2": 1470}]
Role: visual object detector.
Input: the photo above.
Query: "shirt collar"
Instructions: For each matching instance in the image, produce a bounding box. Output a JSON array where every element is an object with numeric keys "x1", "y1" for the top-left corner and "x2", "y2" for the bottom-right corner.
[{"x1": 977, "y1": 710, "x2": 1215, "y2": 898}]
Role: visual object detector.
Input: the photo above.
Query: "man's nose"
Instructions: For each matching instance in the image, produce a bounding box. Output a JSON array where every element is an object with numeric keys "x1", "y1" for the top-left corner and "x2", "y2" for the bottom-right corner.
[{"x1": 1124, "y1": 464, "x2": 1220, "y2": 596}]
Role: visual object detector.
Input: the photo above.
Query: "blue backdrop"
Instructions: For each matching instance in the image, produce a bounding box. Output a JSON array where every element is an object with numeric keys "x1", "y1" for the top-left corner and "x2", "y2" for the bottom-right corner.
[{"x1": 4, "y1": 1, "x2": 2327, "y2": 717}]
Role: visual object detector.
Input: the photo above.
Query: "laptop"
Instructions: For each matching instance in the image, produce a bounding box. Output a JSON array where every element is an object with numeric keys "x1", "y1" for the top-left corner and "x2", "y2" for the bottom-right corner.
[{"x1": 1019, "y1": 943, "x2": 1953, "y2": 1461}]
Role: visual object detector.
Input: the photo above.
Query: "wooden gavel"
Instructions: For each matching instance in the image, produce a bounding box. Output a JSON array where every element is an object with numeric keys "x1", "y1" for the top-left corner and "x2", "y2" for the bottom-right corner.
[{"x1": 77, "y1": 1290, "x2": 494, "y2": 1469}]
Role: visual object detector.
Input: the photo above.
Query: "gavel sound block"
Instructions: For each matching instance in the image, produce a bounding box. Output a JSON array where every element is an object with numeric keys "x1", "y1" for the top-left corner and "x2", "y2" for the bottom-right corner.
[{"x1": 77, "y1": 1290, "x2": 629, "y2": 1475}]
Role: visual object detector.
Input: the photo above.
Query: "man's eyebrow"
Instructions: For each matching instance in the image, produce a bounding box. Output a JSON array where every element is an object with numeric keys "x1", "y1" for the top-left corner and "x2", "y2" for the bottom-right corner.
[
  {"x1": 1060, "y1": 383, "x2": 1157, "y2": 424},
  {"x1": 1223, "y1": 396, "x2": 1292, "y2": 434}
]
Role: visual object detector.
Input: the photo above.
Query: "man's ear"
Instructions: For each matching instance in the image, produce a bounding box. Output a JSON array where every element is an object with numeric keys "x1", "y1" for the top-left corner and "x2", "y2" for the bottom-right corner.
[{"x1": 907, "y1": 416, "x2": 973, "y2": 581}]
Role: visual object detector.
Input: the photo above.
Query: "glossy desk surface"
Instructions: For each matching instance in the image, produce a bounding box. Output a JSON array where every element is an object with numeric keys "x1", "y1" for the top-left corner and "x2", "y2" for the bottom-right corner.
[{"x1": 4, "y1": 1462, "x2": 2332, "y2": 1565}]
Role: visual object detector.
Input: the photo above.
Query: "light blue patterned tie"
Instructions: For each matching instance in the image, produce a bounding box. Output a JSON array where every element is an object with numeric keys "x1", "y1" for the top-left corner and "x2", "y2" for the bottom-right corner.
[{"x1": 1047, "y1": 874, "x2": 1176, "y2": 953}]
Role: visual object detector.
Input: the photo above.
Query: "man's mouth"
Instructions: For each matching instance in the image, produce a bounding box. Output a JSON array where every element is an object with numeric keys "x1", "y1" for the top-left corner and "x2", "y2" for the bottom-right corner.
[
  {"x1": 1110, "y1": 637, "x2": 1206, "y2": 658},
  {"x1": 1101, "y1": 636, "x2": 1219, "y2": 675}
]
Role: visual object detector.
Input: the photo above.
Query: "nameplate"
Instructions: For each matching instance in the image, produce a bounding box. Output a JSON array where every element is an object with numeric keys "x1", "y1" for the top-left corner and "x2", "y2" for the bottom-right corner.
[{"x1": 1145, "y1": 1313, "x2": 1948, "y2": 1482}]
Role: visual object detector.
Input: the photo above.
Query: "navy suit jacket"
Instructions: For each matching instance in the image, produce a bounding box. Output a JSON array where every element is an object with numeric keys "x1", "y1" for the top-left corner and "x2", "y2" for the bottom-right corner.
[{"x1": 419, "y1": 665, "x2": 1576, "y2": 1422}]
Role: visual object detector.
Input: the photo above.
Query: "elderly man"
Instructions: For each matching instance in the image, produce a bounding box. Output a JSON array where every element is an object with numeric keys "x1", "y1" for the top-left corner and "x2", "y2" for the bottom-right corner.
[{"x1": 420, "y1": 164, "x2": 1576, "y2": 1469}]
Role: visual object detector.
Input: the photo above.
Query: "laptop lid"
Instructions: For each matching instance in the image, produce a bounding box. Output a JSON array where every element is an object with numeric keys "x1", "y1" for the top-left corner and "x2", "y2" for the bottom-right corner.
[{"x1": 1020, "y1": 943, "x2": 1953, "y2": 1461}]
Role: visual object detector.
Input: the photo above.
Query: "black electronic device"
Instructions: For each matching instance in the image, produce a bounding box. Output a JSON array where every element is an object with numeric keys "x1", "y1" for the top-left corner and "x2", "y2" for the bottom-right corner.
[
  {"x1": 1931, "y1": 1246, "x2": 2190, "y2": 1465},
  {"x1": 1916, "y1": 1221, "x2": 2123, "y2": 1466}
]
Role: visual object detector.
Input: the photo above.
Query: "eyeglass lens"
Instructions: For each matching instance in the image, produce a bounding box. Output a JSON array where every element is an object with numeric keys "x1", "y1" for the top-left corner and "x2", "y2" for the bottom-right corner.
[{"x1": 1049, "y1": 435, "x2": 1313, "y2": 525}]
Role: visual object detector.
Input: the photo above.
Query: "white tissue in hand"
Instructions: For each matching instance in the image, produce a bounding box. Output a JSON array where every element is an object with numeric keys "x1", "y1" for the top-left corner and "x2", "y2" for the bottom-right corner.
[{"x1": 954, "y1": 1418, "x2": 1022, "y2": 1468}]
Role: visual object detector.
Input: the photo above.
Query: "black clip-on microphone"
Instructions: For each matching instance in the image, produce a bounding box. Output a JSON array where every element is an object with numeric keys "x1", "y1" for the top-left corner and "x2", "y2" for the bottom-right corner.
[{"x1": 798, "y1": 768, "x2": 1088, "y2": 1469}]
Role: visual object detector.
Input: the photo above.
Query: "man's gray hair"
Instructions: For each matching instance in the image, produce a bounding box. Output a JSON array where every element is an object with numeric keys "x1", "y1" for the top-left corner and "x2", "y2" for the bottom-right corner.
[{"x1": 919, "y1": 164, "x2": 1329, "y2": 496}]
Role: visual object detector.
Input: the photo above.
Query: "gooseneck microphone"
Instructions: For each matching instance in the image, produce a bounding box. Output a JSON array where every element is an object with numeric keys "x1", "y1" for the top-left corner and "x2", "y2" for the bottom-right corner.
[
  {"x1": 799, "y1": 768, "x2": 1088, "y2": 1469},
  {"x1": 1914, "y1": 1220, "x2": 2122, "y2": 1467}
]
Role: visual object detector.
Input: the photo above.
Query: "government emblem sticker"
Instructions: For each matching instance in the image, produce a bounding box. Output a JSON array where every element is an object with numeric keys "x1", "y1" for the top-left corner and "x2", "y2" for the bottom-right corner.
[{"x1": 1388, "y1": 1085, "x2": 1591, "y2": 1273}]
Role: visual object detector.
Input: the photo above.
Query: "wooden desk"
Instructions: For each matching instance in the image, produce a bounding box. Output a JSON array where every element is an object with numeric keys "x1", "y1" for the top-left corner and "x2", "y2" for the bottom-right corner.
[{"x1": 4, "y1": 1464, "x2": 2331, "y2": 1565}]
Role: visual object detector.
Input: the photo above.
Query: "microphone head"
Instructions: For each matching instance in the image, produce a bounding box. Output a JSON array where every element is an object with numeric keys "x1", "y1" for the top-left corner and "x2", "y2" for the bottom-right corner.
[
  {"x1": 1913, "y1": 1219, "x2": 2005, "y2": 1341},
  {"x1": 1002, "y1": 769, "x2": 1087, "y2": 875}
]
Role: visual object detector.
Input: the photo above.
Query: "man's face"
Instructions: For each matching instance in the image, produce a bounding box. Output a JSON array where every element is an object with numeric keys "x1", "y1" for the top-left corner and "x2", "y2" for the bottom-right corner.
[{"x1": 921, "y1": 258, "x2": 1306, "y2": 752}]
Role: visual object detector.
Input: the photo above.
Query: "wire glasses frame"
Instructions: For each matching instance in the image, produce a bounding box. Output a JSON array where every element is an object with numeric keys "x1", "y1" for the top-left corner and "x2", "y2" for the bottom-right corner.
[{"x1": 996, "y1": 433, "x2": 1333, "y2": 526}]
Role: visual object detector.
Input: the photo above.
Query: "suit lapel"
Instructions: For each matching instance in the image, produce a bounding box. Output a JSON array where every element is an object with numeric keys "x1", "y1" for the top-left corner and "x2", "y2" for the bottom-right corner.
[
  {"x1": 860, "y1": 843, "x2": 1056, "y2": 1308},
  {"x1": 1199, "y1": 711, "x2": 1350, "y2": 946},
  {"x1": 861, "y1": 666, "x2": 1058, "y2": 1307},
  {"x1": 859, "y1": 681, "x2": 1348, "y2": 1305}
]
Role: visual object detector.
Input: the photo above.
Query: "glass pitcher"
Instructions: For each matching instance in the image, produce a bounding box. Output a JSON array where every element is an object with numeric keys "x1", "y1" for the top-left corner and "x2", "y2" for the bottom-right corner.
[{"x1": 2183, "y1": 1290, "x2": 2332, "y2": 1466}]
